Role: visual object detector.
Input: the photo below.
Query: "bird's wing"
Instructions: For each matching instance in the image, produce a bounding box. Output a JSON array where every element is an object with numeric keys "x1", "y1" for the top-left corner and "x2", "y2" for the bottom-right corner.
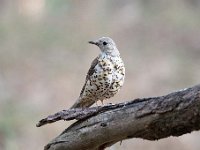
[
  {"x1": 79, "y1": 57, "x2": 98, "y2": 96},
  {"x1": 70, "y1": 57, "x2": 98, "y2": 109}
]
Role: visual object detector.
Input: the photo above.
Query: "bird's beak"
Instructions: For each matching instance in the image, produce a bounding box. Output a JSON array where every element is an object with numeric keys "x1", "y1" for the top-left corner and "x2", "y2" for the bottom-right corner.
[{"x1": 88, "y1": 40, "x2": 98, "y2": 46}]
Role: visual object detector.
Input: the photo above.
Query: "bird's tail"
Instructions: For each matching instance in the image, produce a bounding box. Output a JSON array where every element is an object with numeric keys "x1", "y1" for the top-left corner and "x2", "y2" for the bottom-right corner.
[{"x1": 70, "y1": 97, "x2": 95, "y2": 109}]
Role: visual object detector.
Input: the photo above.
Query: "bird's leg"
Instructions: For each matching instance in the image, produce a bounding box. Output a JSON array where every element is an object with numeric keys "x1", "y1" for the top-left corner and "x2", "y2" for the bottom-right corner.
[
  {"x1": 95, "y1": 100, "x2": 99, "y2": 107},
  {"x1": 80, "y1": 103, "x2": 85, "y2": 111},
  {"x1": 101, "y1": 99, "x2": 104, "y2": 105}
]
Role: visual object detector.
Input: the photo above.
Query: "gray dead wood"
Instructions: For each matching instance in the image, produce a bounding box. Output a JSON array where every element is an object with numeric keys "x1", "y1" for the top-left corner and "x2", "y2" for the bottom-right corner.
[{"x1": 38, "y1": 84, "x2": 200, "y2": 150}]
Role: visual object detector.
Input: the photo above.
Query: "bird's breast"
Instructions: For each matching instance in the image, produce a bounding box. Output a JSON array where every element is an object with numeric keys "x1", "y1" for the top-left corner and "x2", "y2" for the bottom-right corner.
[
  {"x1": 82, "y1": 55, "x2": 125, "y2": 101},
  {"x1": 90, "y1": 58, "x2": 113, "y2": 85}
]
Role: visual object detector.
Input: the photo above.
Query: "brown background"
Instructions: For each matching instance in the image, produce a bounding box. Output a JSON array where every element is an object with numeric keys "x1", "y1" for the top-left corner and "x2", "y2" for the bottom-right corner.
[{"x1": 0, "y1": 0, "x2": 200, "y2": 149}]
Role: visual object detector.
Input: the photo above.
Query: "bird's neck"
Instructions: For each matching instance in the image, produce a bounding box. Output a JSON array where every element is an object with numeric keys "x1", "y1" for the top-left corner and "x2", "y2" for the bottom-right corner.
[{"x1": 100, "y1": 48, "x2": 120, "y2": 57}]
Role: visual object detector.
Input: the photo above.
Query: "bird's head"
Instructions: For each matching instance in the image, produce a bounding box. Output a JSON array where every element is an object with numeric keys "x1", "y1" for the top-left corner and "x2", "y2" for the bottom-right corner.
[{"x1": 89, "y1": 37, "x2": 119, "y2": 56}]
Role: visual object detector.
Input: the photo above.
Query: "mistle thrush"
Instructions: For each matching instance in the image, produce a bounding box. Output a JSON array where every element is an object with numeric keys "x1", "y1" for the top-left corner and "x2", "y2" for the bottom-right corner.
[{"x1": 71, "y1": 37, "x2": 125, "y2": 108}]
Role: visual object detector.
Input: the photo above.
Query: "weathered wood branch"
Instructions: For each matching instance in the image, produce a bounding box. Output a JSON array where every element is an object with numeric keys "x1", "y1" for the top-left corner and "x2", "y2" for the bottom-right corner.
[{"x1": 38, "y1": 84, "x2": 200, "y2": 150}]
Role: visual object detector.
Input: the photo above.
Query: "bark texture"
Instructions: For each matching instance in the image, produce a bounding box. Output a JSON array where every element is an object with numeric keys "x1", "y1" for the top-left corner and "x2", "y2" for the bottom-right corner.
[{"x1": 38, "y1": 84, "x2": 200, "y2": 150}]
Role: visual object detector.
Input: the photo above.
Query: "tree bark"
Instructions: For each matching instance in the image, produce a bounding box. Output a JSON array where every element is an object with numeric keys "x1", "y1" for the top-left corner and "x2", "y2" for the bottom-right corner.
[{"x1": 38, "y1": 84, "x2": 200, "y2": 150}]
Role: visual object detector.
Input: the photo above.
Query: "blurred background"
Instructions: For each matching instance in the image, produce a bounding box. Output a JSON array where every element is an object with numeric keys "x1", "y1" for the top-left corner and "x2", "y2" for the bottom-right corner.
[{"x1": 0, "y1": 0, "x2": 200, "y2": 149}]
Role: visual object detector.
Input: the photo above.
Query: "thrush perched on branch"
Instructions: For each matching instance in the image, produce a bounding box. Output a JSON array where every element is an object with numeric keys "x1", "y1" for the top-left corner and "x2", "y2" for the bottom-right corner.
[{"x1": 71, "y1": 37, "x2": 125, "y2": 108}]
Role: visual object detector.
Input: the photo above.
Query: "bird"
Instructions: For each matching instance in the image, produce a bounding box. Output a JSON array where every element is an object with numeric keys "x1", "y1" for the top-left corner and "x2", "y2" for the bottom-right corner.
[{"x1": 71, "y1": 37, "x2": 125, "y2": 109}]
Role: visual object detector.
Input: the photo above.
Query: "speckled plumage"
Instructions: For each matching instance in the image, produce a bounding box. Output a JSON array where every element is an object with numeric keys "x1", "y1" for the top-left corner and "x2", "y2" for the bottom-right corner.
[{"x1": 71, "y1": 37, "x2": 125, "y2": 108}]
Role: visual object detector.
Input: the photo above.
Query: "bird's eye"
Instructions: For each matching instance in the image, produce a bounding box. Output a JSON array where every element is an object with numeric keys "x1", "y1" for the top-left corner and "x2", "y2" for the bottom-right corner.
[{"x1": 103, "y1": 41, "x2": 107, "y2": 45}]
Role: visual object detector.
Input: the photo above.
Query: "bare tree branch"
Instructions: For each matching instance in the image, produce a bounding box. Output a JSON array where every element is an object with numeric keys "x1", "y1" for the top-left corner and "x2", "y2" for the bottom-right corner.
[{"x1": 38, "y1": 84, "x2": 200, "y2": 150}]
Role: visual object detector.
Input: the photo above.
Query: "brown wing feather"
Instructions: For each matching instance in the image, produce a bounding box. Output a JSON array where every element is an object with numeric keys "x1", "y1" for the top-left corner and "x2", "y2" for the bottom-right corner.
[
  {"x1": 79, "y1": 57, "x2": 98, "y2": 96},
  {"x1": 70, "y1": 57, "x2": 99, "y2": 109}
]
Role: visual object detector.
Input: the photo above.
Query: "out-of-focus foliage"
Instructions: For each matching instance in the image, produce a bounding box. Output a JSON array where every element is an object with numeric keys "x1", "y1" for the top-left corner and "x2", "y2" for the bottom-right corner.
[{"x1": 0, "y1": 0, "x2": 200, "y2": 149}]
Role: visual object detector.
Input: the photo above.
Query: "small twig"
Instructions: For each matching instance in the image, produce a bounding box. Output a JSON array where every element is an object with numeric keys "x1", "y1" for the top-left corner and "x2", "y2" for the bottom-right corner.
[{"x1": 36, "y1": 107, "x2": 101, "y2": 127}]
